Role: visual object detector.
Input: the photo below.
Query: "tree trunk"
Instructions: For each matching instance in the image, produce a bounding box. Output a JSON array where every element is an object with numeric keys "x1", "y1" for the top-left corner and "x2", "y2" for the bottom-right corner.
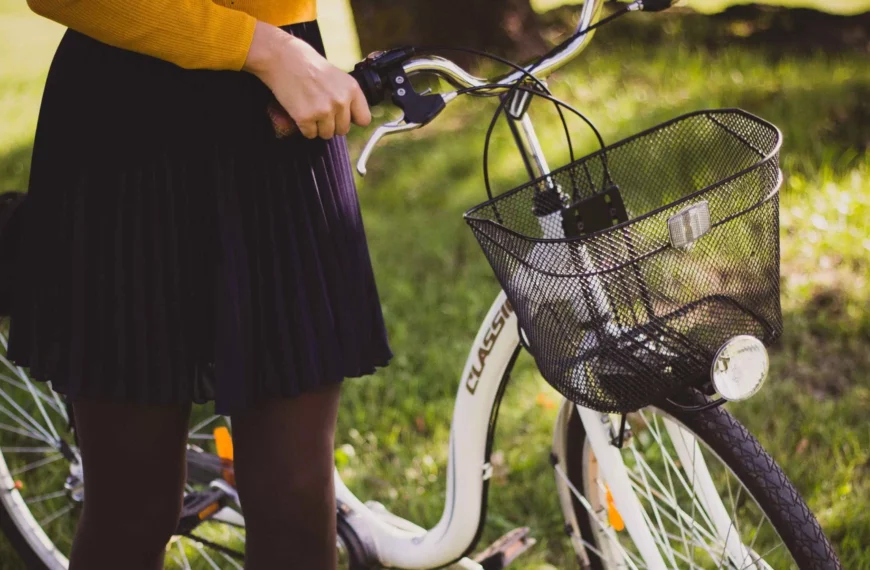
[{"x1": 349, "y1": 0, "x2": 547, "y2": 70}]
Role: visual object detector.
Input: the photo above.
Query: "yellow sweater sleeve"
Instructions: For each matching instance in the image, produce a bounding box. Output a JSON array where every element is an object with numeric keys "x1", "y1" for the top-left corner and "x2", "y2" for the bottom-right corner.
[{"x1": 27, "y1": 0, "x2": 259, "y2": 71}]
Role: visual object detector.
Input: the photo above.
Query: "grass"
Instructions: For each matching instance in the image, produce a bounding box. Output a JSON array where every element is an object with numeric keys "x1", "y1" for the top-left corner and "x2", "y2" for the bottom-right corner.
[{"x1": 1, "y1": 1, "x2": 869, "y2": 569}]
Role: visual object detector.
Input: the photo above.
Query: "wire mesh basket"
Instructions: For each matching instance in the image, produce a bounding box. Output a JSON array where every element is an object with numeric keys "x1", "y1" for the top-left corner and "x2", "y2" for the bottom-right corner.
[{"x1": 465, "y1": 109, "x2": 783, "y2": 413}]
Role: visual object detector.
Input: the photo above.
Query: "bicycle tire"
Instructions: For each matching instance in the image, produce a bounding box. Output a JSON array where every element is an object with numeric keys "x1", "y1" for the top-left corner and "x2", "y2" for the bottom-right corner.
[
  {"x1": 558, "y1": 392, "x2": 841, "y2": 569},
  {"x1": 0, "y1": 497, "x2": 59, "y2": 570}
]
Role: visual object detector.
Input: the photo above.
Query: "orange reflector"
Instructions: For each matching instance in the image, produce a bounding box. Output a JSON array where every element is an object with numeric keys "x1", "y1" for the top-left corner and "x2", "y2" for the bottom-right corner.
[
  {"x1": 198, "y1": 502, "x2": 220, "y2": 520},
  {"x1": 606, "y1": 486, "x2": 625, "y2": 531},
  {"x1": 13, "y1": 480, "x2": 23, "y2": 491},
  {"x1": 213, "y1": 427, "x2": 234, "y2": 461},
  {"x1": 213, "y1": 426, "x2": 236, "y2": 486}
]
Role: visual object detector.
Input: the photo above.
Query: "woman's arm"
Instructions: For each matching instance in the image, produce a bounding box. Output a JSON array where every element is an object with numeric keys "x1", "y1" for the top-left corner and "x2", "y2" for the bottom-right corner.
[{"x1": 27, "y1": 0, "x2": 257, "y2": 70}]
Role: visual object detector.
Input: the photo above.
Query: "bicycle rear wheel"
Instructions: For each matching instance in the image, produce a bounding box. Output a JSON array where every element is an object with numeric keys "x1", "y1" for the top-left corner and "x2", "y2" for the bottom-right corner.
[
  {"x1": 0, "y1": 353, "x2": 242, "y2": 568},
  {"x1": 552, "y1": 393, "x2": 840, "y2": 569},
  {"x1": 0, "y1": 321, "x2": 244, "y2": 569}
]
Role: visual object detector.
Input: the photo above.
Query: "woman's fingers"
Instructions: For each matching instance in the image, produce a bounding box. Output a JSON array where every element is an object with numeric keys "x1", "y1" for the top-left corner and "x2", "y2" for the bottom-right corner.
[
  {"x1": 335, "y1": 103, "x2": 352, "y2": 137},
  {"x1": 350, "y1": 87, "x2": 371, "y2": 128},
  {"x1": 297, "y1": 118, "x2": 319, "y2": 139},
  {"x1": 317, "y1": 113, "x2": 336, "y2": 140}
]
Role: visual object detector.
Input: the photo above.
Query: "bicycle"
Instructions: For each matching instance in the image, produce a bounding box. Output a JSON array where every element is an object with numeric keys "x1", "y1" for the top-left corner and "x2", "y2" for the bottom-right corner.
[{"x1": 0, "y1": 0, "x2": 843, "y2": 568}]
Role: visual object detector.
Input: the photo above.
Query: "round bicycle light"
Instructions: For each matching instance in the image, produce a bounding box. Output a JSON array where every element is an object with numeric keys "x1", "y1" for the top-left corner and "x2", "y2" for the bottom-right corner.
[{"x1": 711, "y1": 335, "x2": 769, "y2": 401}]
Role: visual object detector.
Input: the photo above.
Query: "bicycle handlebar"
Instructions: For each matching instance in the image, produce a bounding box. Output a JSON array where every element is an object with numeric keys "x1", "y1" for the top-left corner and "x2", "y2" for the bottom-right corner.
[{"x1": 351, "y1": 0, "x2": 673, "y2": 175}]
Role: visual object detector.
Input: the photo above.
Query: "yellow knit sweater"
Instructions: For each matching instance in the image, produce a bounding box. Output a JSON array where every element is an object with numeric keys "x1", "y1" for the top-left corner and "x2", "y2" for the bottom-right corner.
[{"x1": 26, "y1": 0, "x2": 317, "y2": 71}]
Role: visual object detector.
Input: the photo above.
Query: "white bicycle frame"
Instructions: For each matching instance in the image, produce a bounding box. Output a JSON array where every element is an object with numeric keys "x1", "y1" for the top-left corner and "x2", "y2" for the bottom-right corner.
[
  {"x1": 326, "y1": 0, "x2": 749, "y2": 565},
  {"x1": 325, "y1": 290, "x2": 752, "y2": 570}
]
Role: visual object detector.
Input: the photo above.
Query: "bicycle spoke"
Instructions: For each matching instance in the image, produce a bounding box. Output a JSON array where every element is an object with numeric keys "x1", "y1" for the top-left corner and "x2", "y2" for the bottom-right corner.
[
  {"x1": 51, "y1": 390, "x2": 69, "y2": 422},
  {"x1": 716, "y1": 520, "x2": 736, "y2": 568},
  {"x1": 656, "y1": 528, "x2": 728, "y2": 560},
  {"x1": 25, "y1": 489, "x2": 68, "y2": 505},
  {"x1": 628, "y1": 449, "x2": 680, "y2": 568},
  {"x1": 0, "y1": 374, "x2": 66, "y2": 417},
  {"x1": 11, "y1": 453, "x2": 63, "y2": 476},
  {"x1": 727, "y1": 473, "x2": 743, "y2": 542},
  {"x1": 20, "y1": 372, "x2": 61, "y2": 443},
  {"x1": 0, "y1": 400, "x2": 56, "y2": 444},
  {"x1": 228, "y1": 527, "x2": 246, "y2": 542},
  {"x1": 0, "y1": 352, "x2": 61, "y2": 437},
  {"x1": 189, "y1": 415, "x2": 221, "y2": 436},
  {"x1": 624, "y1": 463, "x2": 722, "y2": 547},
  {"x1": 0, "y1": 421, "x2": 51, "y2": 443},
  {"x1": 632, "y1": 470, "x2": 717, "y2": 556},
  {"x1": 661, "y1": 434, "x2": 692, "y2": 568},
  {"x1": 1, "y1": 446, "x2": 57, "y2": 453},
  {"x1": 637, "y1": 507, "x2": 705, "y2": 569},
  {"x1": 220, "y1": 551, "x2": 244, "y2": 570},
  {"x1": 189, "y1": 540, "x2": 222, "y2": 570},
  {"x1": 38, "y1": 503, "x2": 74, "y2": 527},
  {"x1": 740, "y1": 514, "x2": 770, "y2": 569},
  {"x1": 554, "y1": 463, "x2": 647, "y2": 570},
  {"x1": 628, "y1": 438, "x2": 719, "y2": 540},
  {"x1": 624, "y1": 475, "x2": 724, "y2": 563},
  {"x1": 738, "y1": 541, "x2": 784, "y2": 570},
  {"x1": 176, "y1": 540, "x2": 192, "y2": 570},
  {"x1": 636, "y1": 411, "x2": 720, "y2": 535}
]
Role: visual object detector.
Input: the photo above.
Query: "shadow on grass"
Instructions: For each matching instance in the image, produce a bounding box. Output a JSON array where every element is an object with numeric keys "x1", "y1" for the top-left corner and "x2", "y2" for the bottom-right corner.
[
  {"x1": 774, "y1": 282, "x2": 870, "y2": 397},
  {"x1": 0, "y1": 141, "x2": 32, "y2": 193}
]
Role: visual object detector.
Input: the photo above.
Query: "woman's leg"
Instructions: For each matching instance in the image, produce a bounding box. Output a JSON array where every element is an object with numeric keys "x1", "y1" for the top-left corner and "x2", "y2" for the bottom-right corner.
[
  {"x1": 69, "y1": 399, "x2": 191, "y2": 570},
  {"x1": 231, "y1": 384, "x2": 342, "y2": 570}
]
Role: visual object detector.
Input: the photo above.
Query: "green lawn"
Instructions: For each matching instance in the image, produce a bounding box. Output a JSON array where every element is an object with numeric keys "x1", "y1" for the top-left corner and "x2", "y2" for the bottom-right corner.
[{"x1": 2, "y1": 1, "x2": 869, "y2": 569}]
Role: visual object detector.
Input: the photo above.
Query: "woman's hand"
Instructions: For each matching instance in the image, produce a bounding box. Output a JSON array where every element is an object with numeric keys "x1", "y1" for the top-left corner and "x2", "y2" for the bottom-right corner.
[{"x1": 243, "y1": 21, "x2": 371, "y2": 139}]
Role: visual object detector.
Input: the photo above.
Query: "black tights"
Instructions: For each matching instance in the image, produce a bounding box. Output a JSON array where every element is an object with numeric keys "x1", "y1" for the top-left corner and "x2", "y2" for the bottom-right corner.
[{"x1": 69, "y1": 385, "x2": 341, "y2": 570}]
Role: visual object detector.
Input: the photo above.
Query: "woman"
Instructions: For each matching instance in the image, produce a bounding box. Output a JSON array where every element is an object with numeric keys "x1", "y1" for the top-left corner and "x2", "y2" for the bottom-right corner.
[{"x1": 9, "y1": 1, "x2": 392, "y2": 568}]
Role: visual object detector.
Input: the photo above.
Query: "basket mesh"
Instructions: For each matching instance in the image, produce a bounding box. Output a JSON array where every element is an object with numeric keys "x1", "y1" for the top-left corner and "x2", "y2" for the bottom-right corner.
[{"x1": 465, "y1": 110, "x2": 783, "y2": 413}]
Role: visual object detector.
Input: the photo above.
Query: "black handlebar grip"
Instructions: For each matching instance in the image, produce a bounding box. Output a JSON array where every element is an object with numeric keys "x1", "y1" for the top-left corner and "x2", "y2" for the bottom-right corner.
[
  {"x1": 351, "y1": 65, "x2": 384, "y2": 107},
  {"x1": 350, "y1": 47, "x2": 417, "y2": 107}
]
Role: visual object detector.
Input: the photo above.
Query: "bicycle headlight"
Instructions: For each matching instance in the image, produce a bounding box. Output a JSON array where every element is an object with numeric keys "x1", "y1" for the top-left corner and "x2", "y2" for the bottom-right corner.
[{"x1": 711, "y1": 335, "x2": 769, "y2": 401}]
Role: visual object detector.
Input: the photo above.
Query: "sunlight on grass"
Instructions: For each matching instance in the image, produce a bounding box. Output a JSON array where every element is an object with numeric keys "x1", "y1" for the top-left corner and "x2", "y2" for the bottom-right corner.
[{"x1": 0, "y1": 3, "x2": 62, "y2": 172}]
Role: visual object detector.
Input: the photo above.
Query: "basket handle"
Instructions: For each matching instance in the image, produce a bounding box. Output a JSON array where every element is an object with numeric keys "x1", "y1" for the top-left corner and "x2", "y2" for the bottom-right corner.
[{"x1": 481, "y1": 84, "x2": 614, "y2": 204}]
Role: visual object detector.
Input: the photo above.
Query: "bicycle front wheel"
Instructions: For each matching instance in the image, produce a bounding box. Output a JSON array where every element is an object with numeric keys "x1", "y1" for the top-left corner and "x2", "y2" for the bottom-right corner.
[{"x1": 552, "y1": 394, "x2": 841, "y2": 570}]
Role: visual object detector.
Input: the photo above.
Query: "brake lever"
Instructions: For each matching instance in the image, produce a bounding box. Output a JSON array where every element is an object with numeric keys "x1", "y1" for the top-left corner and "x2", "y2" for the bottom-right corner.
[
  {"x1": 357, "y1": 117, "x2": 421, "y2": 176},
  {"x1": 357, "y1": 90, "x2": 458, "y2": 176}
]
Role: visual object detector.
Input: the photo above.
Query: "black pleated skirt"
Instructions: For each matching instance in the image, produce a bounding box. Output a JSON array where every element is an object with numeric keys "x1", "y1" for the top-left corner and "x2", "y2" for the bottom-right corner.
[{"x1": 7, "y1": 21, "x2": 392, "y2": 414}]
